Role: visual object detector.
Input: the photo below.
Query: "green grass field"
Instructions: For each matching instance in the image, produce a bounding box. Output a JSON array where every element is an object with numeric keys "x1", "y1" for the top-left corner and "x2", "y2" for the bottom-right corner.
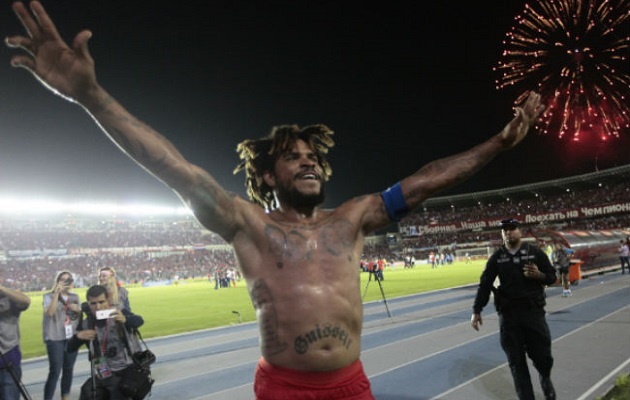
[{"x1": 20, "y1": 260, "x2": 485, "y2": 359}]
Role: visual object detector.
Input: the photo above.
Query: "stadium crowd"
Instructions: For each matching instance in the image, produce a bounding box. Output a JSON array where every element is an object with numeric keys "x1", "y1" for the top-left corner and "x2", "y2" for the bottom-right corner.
[
  {"x1": 398, "y1": 179, "x2": 630, "y2": 260},
  {"x1": 401, "y1": 180, "x2": 629, "y2": 227},
  {"x1": 1, "y1": 175, "x2": 628, "y2": 292}
]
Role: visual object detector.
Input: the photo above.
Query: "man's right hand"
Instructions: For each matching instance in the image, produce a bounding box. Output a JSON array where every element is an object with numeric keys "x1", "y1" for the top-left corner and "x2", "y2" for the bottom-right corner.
[
  {"x1": 470, "y1": 313, "x2": 482, "y2": 331},
  {"x1": 6, "y1": 1, "x2": 97, "y2": 104}
]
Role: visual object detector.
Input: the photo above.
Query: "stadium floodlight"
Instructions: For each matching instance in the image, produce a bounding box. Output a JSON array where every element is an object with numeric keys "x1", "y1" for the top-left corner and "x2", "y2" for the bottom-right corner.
[{"x1": 0, "y1": 197, "x2": 191, "y2": 217}]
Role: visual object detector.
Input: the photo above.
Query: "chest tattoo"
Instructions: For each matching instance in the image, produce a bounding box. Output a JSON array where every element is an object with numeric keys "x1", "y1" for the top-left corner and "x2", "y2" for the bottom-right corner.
[
  {"x1": 264, "y1": 219, "x2": 355, "y2": 268},
  {"x1": 320, "y1": 220, "x2": 354, "y2": 257},
  {"x1": 265, "y1": 225, "x2": 309, "y2": 268}
]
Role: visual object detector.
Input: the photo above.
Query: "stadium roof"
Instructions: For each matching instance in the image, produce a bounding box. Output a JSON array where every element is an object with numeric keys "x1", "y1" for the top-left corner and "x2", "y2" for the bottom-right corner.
[{"x1": 421, "y1": 164, "x2": 630, "y2": 210}]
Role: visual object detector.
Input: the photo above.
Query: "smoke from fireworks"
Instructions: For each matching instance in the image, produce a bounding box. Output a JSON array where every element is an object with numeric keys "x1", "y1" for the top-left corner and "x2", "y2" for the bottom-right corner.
[{"x1": 495, "y1": 0, "x2": 630, "y2": 142}]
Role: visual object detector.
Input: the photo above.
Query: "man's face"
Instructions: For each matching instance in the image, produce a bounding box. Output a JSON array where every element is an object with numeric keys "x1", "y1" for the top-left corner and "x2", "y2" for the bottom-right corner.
[
  {"x1": 269, "y1": 139, "x2": 325, "y2": 208},
  {"x1": 501, "y1": 226, "x2": 521, "y2": 246},
  {"x1": 88, "y1": 293, "x2": 110, "y2": 315}
]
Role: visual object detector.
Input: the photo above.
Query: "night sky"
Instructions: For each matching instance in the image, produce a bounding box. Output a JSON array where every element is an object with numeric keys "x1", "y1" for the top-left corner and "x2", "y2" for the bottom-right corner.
[{"x1": 1, "y1": 1, "x2": 629, "y2": 210}]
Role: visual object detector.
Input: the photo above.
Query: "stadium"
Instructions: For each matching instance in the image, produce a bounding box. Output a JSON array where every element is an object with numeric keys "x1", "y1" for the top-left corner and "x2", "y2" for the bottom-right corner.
[
  {"x1": 2, "y1": 0, "x2": 629, "y2": 397},
  {"x1": 2, "y1": 165, "x2": 628, "y2": 293},
  {"x1": 1, "y1": 165, "x2": 629, "y2": 399}
]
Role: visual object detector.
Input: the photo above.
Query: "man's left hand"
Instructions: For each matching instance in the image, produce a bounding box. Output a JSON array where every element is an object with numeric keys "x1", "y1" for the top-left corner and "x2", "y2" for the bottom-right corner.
[
  {"x1": 500, "y1": 92, "x2": 545, "y2": 149},
  {"x1": 523, "y1": 263, "x2": 542, "y2": 279},
  {"x1": 110, "y1": 310, "x2": 126, "y2": 324}
]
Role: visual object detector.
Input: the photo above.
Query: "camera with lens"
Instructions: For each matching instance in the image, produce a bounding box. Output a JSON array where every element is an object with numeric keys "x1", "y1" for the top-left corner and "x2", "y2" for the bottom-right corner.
[{"x1": 132, "y1": 350, "x2": 156, "y2": 368}]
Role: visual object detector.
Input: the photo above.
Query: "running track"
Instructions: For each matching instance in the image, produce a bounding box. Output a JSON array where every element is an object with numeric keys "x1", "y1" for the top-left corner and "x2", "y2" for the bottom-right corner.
[{"x1": 21, "y1": 270, "x2": 630, "y2": 399}]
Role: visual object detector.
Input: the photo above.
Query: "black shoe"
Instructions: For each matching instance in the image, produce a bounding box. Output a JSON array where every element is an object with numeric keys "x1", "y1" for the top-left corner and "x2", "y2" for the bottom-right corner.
[{"x1": 540, "y1": 376, "x2": 556, "y2": 400}]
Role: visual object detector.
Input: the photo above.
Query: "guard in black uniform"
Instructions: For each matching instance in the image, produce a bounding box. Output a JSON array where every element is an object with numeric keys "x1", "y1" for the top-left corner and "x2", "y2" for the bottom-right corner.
[{"x1": 471, "y1": 218, "x2": 557, "y2": 400}]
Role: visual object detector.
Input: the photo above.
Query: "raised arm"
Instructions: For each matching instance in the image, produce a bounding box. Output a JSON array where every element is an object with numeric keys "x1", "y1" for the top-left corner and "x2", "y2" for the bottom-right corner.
[
  {"x1": 403, "y1": 92, "x2": 543, "y2": 207},
  {"x1": 5, "y1": 1, "x2": 241, "y2": 240},
  {"x1": 361, "y1": 92, "x2": 544, "y2": 232},
  {"x1": 0, "y1": 284, "x2": 31, "y2": 311}
]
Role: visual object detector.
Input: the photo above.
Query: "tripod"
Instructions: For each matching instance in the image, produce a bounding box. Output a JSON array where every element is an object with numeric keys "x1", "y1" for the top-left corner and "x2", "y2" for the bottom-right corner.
[
  {"x1": 0, "y1": 351, "x2": 33, "y2": 400},
  {"x1": 361, "y1": 270, "x2": 391, "y2": 318},
  {"x1": 86, "y1": 341, "x2": 101, "y2": 400},
  {"x1": 79, "y1": 307, "x2": 106, "y2": 400}
]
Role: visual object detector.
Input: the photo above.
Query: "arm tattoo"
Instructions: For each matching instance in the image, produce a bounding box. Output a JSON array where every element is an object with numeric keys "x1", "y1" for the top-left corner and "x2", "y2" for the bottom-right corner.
[
  {"x1": 108, "y1": 126, "x2": 172, "y2": 176},
  {"x1": 108, "y1": 126, "x2": 136, "y2": 155},
  {"x1": 377, "y1": 200, "x2": 388, "y2": 219}
]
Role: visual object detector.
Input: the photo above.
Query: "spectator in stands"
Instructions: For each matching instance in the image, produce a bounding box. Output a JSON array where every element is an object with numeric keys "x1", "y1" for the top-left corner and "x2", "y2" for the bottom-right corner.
[
  {"x1": 0, "y1": 277, "x2": 31, "y2": 400},
  {"x1": 7, "y1": 4, "x2": 544, "y2": 398},
  {"x1": 551, "y1": 242, "x2": 573, "y2": 297},
  {"x1": 471, "y1": 218, "x2": 557, "y2": 400},
  {"x1": 43, "y1": 271, "x2": 81, "y2": 400},
  {"x1": 98, "y1": 267, "x2": 131, "y2": 312},
  {"x1": 618, "y1": 239, "x2": 629, "y2": 275}
]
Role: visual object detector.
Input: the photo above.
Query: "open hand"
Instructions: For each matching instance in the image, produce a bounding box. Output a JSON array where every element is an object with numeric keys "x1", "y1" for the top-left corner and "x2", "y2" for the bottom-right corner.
[
  {"x1": 499, "y1": 92, "x2": 545, "y2": 149},
  {"x1": 5, "y1": 1, "x2": 97, "y2": 103}
]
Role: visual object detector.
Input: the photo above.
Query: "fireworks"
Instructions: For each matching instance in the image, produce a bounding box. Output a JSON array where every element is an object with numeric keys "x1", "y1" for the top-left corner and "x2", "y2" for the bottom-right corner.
[{"x1": 495, "y1": 0, "x2": 630, "y2": 142}]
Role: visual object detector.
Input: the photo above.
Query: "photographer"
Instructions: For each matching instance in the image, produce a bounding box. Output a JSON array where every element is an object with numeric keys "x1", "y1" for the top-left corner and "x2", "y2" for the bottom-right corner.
[
  {"x1": 68, "y1": 285, "x2": 144, "y2": 400},
  {"x1": 43, "y1": 271, "x2": 81, "y2": 400},
  {"x1": 471, "y1": 219, "x2": 557, "y2": 400}
]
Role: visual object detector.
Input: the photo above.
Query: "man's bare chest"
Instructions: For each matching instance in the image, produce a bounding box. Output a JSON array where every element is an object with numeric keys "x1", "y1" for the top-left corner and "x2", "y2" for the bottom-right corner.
[{"x1": 262, "y1": 219, "x2": 357, "y2": 266}]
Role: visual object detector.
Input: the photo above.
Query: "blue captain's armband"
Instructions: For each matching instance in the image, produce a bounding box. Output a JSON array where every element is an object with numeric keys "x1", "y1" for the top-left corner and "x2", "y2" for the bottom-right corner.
[{"x1": 381, "y1": 182, "x2": 408, "y2": 222}]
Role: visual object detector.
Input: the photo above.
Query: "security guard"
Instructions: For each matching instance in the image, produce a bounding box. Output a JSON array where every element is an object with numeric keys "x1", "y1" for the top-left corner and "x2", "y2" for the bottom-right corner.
[{"x1": 470, "y1": 218, "x2": 557, "y2": 400}]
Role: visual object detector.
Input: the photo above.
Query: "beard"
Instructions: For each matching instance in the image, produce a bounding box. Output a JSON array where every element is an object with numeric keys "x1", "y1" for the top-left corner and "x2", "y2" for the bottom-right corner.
[
  {"x1": 503, "y1": 233, "x2": 521, "y2": 248},
  {"x1": 276, "y1": 182, "x2": 325, "y2": 209}
]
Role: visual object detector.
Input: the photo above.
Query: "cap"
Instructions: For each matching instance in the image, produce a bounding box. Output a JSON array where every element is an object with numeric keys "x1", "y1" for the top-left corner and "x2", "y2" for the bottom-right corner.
[{"x1": 500, "y1": 218, "x2": 520, "y2": 230}]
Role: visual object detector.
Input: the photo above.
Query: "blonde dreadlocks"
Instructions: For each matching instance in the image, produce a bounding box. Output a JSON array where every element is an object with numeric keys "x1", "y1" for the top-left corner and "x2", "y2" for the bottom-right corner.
[{"x1": 234, "y1": 124, "x2": 334, "y2": 210}]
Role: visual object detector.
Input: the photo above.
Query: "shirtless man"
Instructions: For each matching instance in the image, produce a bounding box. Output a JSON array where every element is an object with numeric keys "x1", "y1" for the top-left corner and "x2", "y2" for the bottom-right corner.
[{"x1": 6, "y1": 2, "x2": 544, "y2": 398}]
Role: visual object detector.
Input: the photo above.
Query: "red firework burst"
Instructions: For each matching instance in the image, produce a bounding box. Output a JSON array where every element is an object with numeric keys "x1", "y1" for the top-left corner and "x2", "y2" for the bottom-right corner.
[{"x1": 495, "y1": 0, "x2": 630, "y2": 142}]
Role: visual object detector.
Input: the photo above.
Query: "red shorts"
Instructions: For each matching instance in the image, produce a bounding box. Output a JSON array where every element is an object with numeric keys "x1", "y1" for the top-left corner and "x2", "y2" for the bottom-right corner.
[{"x1": 254, "y1": 358, "x2": 374, "y2": 400}]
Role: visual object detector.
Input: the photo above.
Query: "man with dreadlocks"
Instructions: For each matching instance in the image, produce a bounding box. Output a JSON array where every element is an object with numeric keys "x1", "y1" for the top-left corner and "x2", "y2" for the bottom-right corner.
[{"x1": 7, "y1": 3, "x2": 545, "y2": 399}]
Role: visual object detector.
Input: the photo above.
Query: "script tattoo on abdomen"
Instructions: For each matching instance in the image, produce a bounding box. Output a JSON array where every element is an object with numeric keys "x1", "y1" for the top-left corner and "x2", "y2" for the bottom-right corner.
[
  {"x1": 249, "y1": 280, "x2": 287, "y2": 355},
  {"x1": 293, "y1": 323, "x2": 353, "y2": 354}
]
